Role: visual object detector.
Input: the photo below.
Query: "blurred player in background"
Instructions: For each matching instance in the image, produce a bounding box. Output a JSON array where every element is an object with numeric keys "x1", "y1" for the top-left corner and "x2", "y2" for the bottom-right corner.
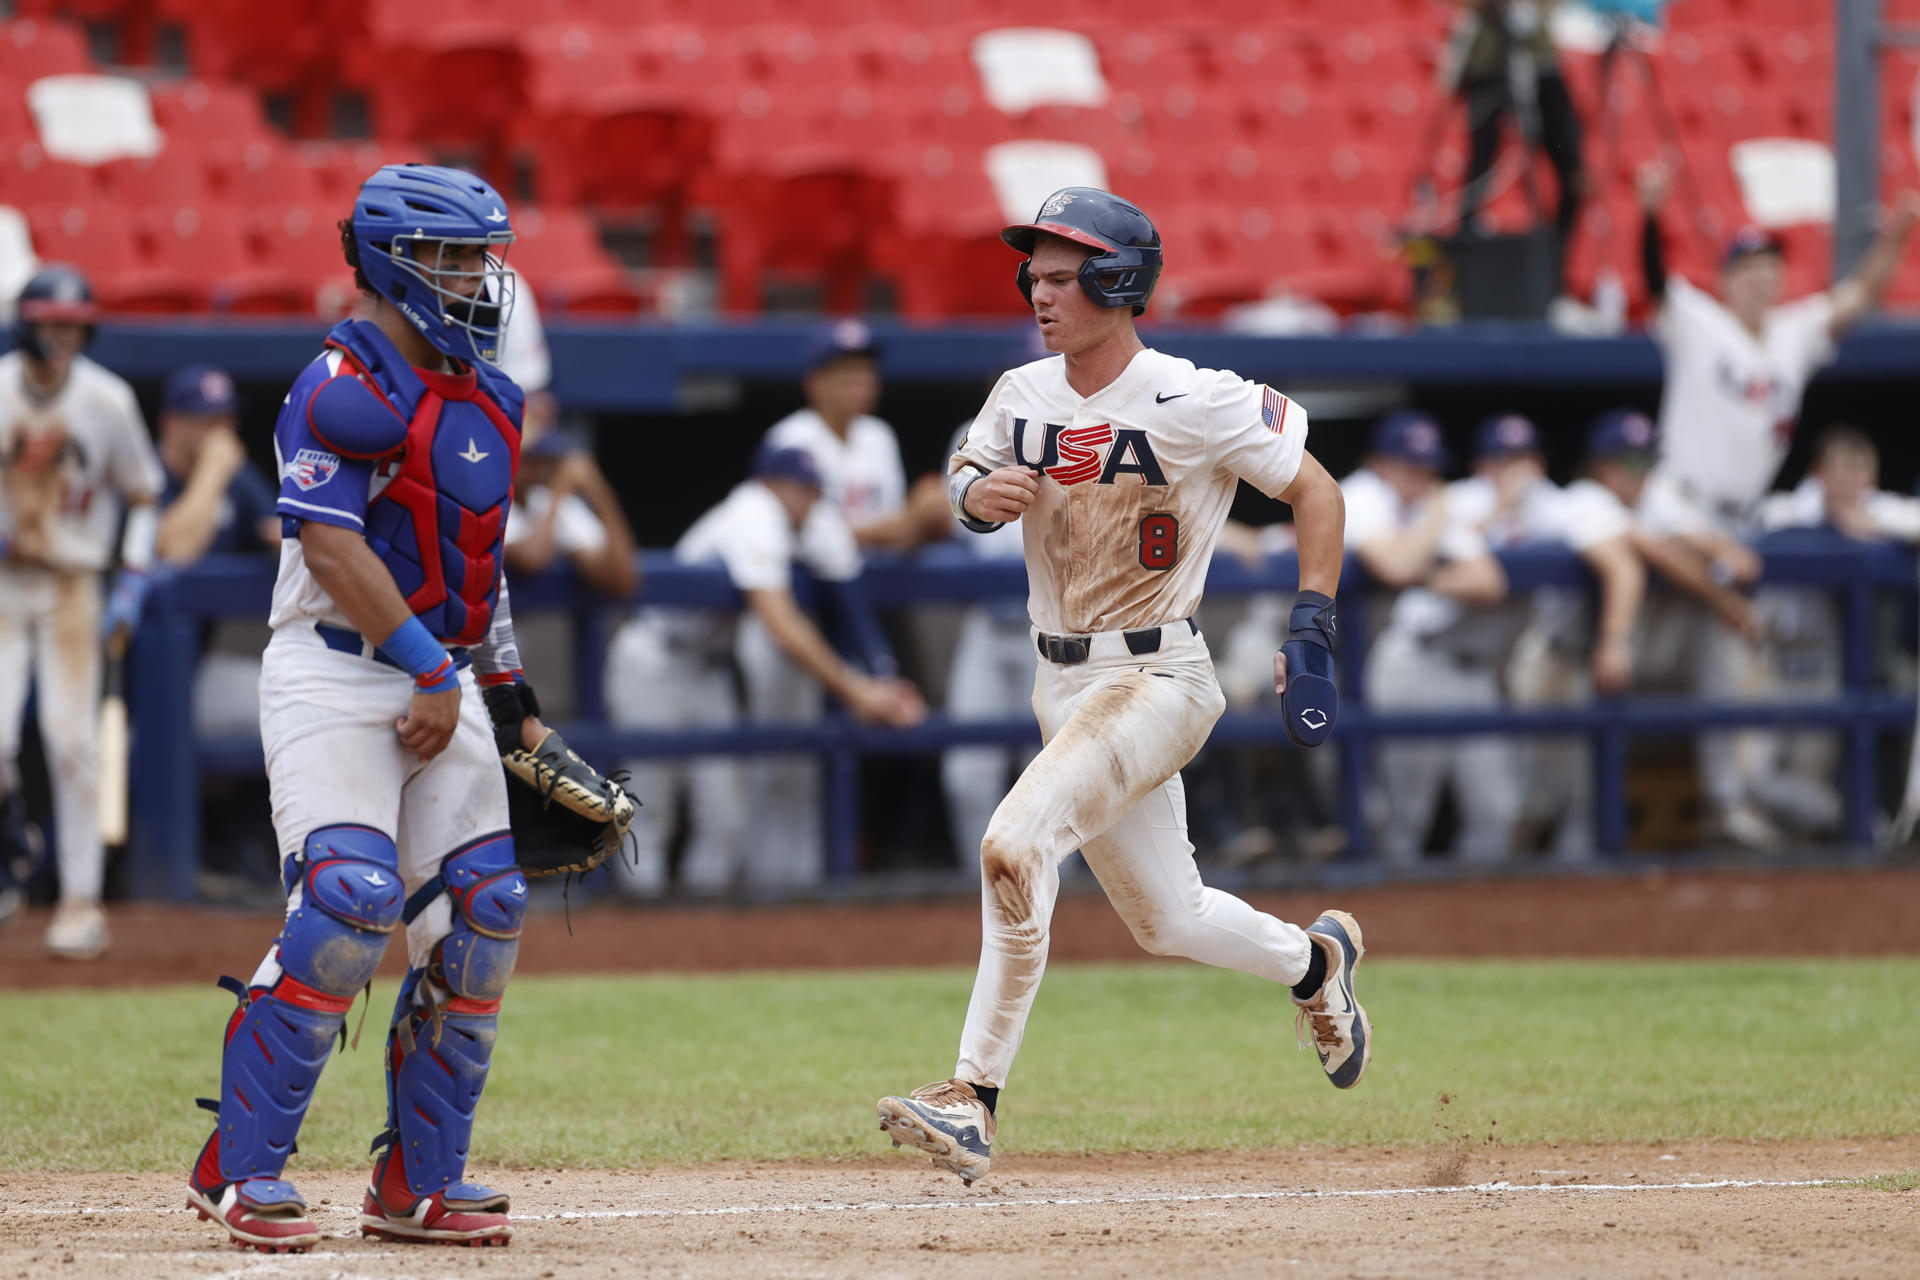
[
  {"x1": 1636, "y1": 166, "x2": 1918, "y2": 845},
  {"x1": 607, "y1": 443, "x2": 925, "y2": 896},
  {"x1": 762, "y1": 320, "x2": 913, "y2": 549},
  {"x1": 1506, "y1": 409, "x2": 1655, "y2": 858},
  {"x1": 0, "y1": 264, "x2": 161, "y2": 958},
  {"x1": 189, "y1": 165, "x2": 535, "y2": 1252},
  {"x1": 878, "y1": 189, "x2": 1364, "y2": 1185},
  {"x1": 1754, "y1": 428, "x2": 1920, "y2": 839},
  {"x1": 504, "y1": 412, "x2": 639, "y2": 602},
  {"x1": 155, "y1": 364, "x2": 281, "y2": 739},
  {"x1": 1370, "y1": 414, "x2": 1642, "y2": 863},
  {"x1": 936, "y1": 420, "x2": 1037, "y2": 872}
]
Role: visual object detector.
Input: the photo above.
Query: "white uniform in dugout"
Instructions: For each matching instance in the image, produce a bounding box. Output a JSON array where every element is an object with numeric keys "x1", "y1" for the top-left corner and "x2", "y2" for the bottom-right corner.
[
  {"x1": 0, "y1": 349, "x2": 161, "y2": 910},
  {"x1": 1640, "y1": 276, "x2": 1835, "y2": 539},
  {"x1": 945, "y1": 349, "x2": 1314, "y2": 1085}
]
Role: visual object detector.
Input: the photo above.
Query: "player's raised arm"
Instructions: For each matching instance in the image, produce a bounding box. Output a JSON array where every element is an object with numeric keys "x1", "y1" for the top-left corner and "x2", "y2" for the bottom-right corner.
[{"x1": 1828, "y1": 191, "x2": 1920, "y2": 339}]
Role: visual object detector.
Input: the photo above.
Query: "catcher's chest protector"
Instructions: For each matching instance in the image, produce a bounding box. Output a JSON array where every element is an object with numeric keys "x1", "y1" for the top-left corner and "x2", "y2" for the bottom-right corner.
[{"x1": 327, "y1": 322, "x2": 522, "y2": 647}]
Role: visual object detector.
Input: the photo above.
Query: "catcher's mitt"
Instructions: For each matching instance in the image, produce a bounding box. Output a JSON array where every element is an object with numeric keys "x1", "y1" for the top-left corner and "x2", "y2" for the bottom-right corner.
[{"x1": 485, "y1": 683, "x2": 638, "y2": 878}]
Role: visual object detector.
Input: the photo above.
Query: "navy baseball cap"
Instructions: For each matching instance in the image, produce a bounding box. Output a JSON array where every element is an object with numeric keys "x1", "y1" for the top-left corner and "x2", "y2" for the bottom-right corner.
[
  {"x1": 754, "y1": 443, "x2": 823, "y2": 488},
  {"x1": 805, "y1": 318, "x2": 880, "y2": 372},
  {"x1": 1473, "y1": 413, "x2": 1541, "y2": 460},
  {"x1": 1722, "y1": 224, "x2": 1785, "y2": 269},
  {"x1": 1369, "y1": 410, "x2": 1448, "y2": 471},
  {"x1": 1586, "y1": 408, "x2": 1658, "y2": 461},
  {"x1": 162, "y1": 363, "x2": 238, "y2": 416}
]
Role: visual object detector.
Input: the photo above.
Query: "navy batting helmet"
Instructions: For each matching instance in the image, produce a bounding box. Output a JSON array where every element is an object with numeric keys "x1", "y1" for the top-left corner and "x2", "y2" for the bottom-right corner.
[
  {"x1": 13, "y1": 263, "x2": 97, "y2": 361},
  {"x1": 1002, "y1": 187, "x2": 1163, "y2": 316}
]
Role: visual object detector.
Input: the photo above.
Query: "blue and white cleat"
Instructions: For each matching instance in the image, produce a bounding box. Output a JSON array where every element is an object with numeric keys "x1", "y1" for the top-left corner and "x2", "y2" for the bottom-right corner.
[
  {"x1": 877, "y1": 1079, "x2": 995, "y2": 1184},
  {"x1": 1294, "y1": 909, "x2": 1370, "y2": 1089}
]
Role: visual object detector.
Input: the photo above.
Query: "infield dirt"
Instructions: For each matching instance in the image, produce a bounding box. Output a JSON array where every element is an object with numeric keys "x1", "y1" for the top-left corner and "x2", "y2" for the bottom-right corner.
[{"x1": 5, "y1": 1138, "x2": 1916, "y2": 1279}]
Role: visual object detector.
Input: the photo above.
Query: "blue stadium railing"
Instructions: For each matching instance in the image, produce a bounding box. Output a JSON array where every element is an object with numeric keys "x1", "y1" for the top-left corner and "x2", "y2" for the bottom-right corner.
[{"x1": 125, "y1": 534, "x2": 1919, "y2": 900}]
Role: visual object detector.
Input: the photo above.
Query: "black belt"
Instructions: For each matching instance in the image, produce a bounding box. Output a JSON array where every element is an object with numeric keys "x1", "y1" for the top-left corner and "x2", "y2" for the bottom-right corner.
[
  {"x1": 315, "y1": 622, "x2": 471, "y2": 673},
  {"x1": 1036, "y1": 617, "x2": 1196, "y2": 665}
]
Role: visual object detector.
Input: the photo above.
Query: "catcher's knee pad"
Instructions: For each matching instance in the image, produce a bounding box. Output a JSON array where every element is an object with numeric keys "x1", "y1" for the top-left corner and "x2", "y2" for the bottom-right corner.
[
  {"x1": 378, "y1": 836, "x2": 522, "y2": 1201},
  {"x1": 276, "y1": 825, "x2": 404, "y2": 996},
  {"x1": 409, "y1": 833, "x2": 525, "y2": 1001}
]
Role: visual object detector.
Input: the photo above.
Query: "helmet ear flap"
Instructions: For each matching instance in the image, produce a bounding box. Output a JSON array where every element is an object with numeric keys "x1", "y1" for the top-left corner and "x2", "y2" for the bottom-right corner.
[{"x1": 1016, "y1": 258, "x2": 1035, "y2": 307}]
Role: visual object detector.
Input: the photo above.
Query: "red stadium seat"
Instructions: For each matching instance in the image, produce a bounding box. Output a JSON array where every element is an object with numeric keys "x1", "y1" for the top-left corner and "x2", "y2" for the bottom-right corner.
[
  {"x1": 0, "y1": 141, "x2": 94, "y2": 209},
  {"x1": 508, "y1": 205, "x2": 645, "y2": 313},
  {"x1": 0, "y1": 19, "x2": 93, "y2": 83},
  {"x1": 140, "y1": 204, "x2": 253, "y2": 303},
  {"x1": 99, "y1": 152, "x2": 211, "y2": 210},
  {"x1": 208, "y1": 138, "x2": 326, "y2": 212},
  {"x1": 873, "y1": 146, "x2": 1020, "y2": 318},
  {"x1": 26, "y1": 201, "x2": 200, "y2": 310},
  {"x1": 250, "y1": 202, "x2": 359, "y2": 315},
  {"x1": 0, "y1": 92, "x2": 33, "y2": 146},
  {"x1": 148, "y1": 80, "x2": 272, "y2": 145}
]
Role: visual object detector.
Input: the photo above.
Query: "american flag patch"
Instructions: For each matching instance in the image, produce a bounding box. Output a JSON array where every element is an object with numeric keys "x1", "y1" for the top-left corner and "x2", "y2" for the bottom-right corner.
[{"x1": 1260, "y1": 385, "x2": 1289, "y2": 434}]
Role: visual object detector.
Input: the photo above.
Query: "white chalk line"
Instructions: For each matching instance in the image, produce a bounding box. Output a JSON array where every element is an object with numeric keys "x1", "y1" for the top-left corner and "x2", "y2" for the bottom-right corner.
[{"x1": 5, "y1": 1176, "x2": 1845, "y2": 1224}]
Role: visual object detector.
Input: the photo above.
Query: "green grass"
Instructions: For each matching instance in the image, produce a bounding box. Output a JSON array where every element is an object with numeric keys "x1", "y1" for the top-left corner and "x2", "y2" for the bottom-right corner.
[
  {"x1": 3, "y1": 959, "x2": 1917, "y2": 1172},
  {"x1": 1843, "y1": 1171, "x2": 1920, "y2": 1192}
]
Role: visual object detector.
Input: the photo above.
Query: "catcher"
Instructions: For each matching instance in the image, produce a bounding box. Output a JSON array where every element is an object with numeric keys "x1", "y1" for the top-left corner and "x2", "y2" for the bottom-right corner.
[{"x1": 187, "y1": 164, "x2": 633, "y2": 1255}]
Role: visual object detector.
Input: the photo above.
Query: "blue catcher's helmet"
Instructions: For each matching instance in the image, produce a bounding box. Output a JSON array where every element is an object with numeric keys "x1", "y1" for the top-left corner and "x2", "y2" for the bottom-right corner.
[
  {"x1": 1002, "y1": 187, "x2": 1163, "y2": 316},
  {"x1": 350, "y1": 164, "x2": 516, "y2": 366},
  {"x1": 12, "y1": 263, "x2": 97, "y2": 361}
]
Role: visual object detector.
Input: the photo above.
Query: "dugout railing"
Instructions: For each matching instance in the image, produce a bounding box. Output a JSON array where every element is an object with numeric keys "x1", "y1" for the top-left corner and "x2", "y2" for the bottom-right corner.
[{"x1": 124, "y1": 535, "x2": 1920, "y2": 900}]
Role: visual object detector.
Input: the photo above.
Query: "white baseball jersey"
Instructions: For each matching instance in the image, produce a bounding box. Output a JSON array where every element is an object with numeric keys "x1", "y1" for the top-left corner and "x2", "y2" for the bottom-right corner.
[
  {"x1": 952, "y1": 349, "x2": 1308, "y2": 635},
  {"x1": 678, "y1": 477, "x2": 861, "y2": 590},
  {"x1": 763, "y1": 407, "x2": 906, "y2": 529},
  {"x1": 1340, "y1": 465, "x2": 1431, "y2": 549},
  {"x1": 1651, "y1": 276, "x2": 1835, "y2": 522},
  {"x1": 1389, "y1": 475, "x2": 1629, "y2": 646},
  {"x1": 0, "y1": 351, "x2": 161, "y2": 572},
  {"x1": 1760, "y1": 476, "x2": 1920, "y2": 541},
  {"x1": 504, "y1": 484, "x2": 606, "y2": 554}
]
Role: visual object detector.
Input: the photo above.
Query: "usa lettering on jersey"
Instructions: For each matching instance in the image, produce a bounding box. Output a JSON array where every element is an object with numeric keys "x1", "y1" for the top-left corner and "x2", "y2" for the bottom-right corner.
[{"x1": 1011, "y1": 419, "x2": 1168, "y2": 487}]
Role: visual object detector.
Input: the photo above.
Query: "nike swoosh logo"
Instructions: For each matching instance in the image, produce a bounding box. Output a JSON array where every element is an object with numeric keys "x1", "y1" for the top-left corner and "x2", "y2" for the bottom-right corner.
[{"x1": 1155, "y1": 392, "x2": 1187, "y2": 403}]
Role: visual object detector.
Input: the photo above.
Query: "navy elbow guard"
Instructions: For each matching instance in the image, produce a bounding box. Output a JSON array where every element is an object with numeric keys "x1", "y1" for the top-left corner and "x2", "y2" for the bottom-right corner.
[{"x1": 1281, "y1": 590, "x2": 1337, "y2": 748}]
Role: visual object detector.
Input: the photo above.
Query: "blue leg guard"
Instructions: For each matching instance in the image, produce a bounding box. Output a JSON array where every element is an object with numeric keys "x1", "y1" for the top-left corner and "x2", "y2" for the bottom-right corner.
[
  {"x1": 199, "y1": 825, "x2": 402, "y2": 1188},
  {"x1": 372, "y1": 833, "x2": 524, "y2": 1208}
]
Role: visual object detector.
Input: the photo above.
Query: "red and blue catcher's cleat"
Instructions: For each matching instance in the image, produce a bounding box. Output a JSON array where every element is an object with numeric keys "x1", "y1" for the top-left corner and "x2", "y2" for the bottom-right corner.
[
  {"x1": 359, "y1": 1146, "x2": 512, "y2": 1247},
  {"x1": 187, "y1": 1132, "x2": 320, "y2": 1254}
]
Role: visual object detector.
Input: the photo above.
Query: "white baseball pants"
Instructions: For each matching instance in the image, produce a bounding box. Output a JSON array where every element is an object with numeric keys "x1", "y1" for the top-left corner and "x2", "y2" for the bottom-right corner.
[
  {"x1": 605, "y1": 614, "x2": 746, "y2": 895},
  {"x1": 0, "y1": 567, "x2": 103, "y2": 903},
  {"x1": 954, "y1": 623, "x2": 1315, "y2": 1089},
  {"x1": 1366, "y1": 627, "x2": 1520, "y2": 865},
  {"x1": 253, "y1": 624, "x2": 508, "y2": 978},
  {"x1": 734, "y1": 614, "x2": 827, "y2": 891}
]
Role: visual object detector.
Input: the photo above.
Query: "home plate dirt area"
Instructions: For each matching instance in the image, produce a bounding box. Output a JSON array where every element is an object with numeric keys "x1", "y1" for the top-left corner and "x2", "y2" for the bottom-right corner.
[{"x1": 5, "y1": 1138, "x2": 1915, "y2": 1280}]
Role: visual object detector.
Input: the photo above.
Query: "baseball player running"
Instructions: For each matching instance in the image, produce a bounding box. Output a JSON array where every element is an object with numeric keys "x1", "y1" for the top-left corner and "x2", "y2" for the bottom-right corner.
[
  {"x1": 0, "y1": 264, "x2": 162, "y2": 959},
  {"x1": 877, "y1": 188, "x2": 1364, "y2": 1184},
  {"x1": 188, "y1": 165, "x2": 542, "y2": 1253}
]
